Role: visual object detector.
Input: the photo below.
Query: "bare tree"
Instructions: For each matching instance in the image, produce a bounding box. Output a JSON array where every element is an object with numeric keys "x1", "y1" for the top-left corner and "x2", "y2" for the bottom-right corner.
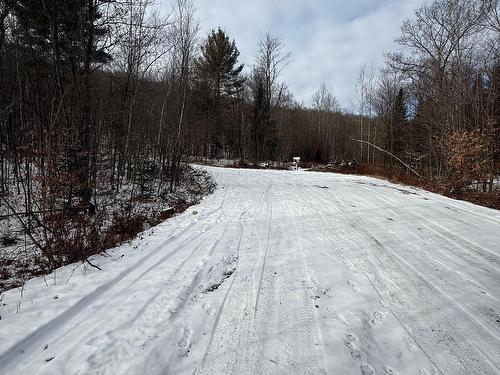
[
  {"x1": 250, "y1": 33, "x2": 290, "y2": 160},
  {"x1": 112, "y1": 0, "x2": 171, "y2": 188},
  {"x1": 355, "y1": 64, "x2": 376, "y2": 163},
  {"x1": 169, "y1": 0, "x2": 199, "y2": 191},
  {"x1": 312, "y1": 84, "x2": 339, "y2": 160}
]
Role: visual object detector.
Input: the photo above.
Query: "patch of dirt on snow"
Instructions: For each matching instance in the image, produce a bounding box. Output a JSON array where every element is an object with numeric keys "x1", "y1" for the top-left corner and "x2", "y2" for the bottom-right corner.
[{"x1": 202, "y1": 254, "x2": 237, "y2": 293}]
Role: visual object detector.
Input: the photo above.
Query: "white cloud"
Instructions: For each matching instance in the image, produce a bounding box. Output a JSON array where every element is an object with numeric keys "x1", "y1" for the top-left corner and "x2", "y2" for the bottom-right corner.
[{"x1": 160, "y1": 0, "x2": 426, "y2": 108}]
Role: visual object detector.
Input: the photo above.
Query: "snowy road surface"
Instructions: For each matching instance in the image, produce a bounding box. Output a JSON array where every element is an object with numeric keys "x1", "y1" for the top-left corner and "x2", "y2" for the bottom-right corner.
[{"x1": 1, "y1": 167, "x2": 500, "y2": 375}]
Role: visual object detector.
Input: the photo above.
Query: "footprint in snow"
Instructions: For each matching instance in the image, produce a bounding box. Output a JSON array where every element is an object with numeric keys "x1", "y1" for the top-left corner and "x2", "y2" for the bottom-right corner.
[
  {"x1": 347, "y1": 280, "x2": 359, "y2": 292},
  {"x1": 379, "y1": 299, "x2": 389, "y2": 308},
  {"x1": 370, "y1": 311, "x2": 386, "y2": 326},
  {"x1": 344, "y1": 335, "x2": 375, "y2": 375},
  {"x1": 177, "y1": 327, "x2": 193, "y2": 357},
  {"x1": 202, "y1": 303, "x2": 216, "y2": 316},
  {"x1": 361, "y1": 363, "x2": 375, "y2": 375},
  {"x1": 344, "y1": 334, "x2": 365, "y2": 361}
]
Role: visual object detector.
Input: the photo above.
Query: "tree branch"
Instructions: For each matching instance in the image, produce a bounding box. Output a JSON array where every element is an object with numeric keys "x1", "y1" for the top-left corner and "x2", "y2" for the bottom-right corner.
[{"x1": 351, "y1": 138, "x2": 423, "y2": 178}]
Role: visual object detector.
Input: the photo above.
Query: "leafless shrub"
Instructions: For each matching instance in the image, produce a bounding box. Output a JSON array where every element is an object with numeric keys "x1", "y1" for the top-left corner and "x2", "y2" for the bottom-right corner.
[{"x1": 445, "y1": 130, "x2": 495, "y2": 193}]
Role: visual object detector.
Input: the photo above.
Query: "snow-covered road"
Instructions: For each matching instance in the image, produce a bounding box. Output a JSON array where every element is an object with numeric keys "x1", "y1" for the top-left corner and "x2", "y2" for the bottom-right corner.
[{"x1": 1, "y1": 167, "x2": 500, "y2": 375}]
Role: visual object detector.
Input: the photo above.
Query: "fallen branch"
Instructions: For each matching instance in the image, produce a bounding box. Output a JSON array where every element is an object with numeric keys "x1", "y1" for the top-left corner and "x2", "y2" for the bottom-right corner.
[
  {"x1": 351, "y1": 138, "x2": 423, "y2": 178},
  {"x1": 86, "y1": 259, "x2": 102, "y2": 271}
]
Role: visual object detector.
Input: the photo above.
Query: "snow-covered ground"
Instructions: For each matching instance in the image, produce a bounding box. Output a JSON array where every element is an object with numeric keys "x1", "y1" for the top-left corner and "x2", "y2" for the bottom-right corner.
[{"x1": 1, "y1": 167, "x2": 499, "y2": 375}]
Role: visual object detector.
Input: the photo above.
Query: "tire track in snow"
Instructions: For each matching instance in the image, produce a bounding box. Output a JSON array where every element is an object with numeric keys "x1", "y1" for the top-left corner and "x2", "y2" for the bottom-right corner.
[
  {"x1": 82, "y1": 223, "x2": 232, "y2": 374},
  {"x1": 302, "y1": 179, "x2": 445, "y2": 375},
  {"x1": 198, "y1": 170, "x2": 268, "y2": 375},
  {"x1": 335, "y1": 183, "x2": 500, "y2": 374},
  {"x1": 356, "y1": 186, "x2": 500, "y2": 332},
  {"x1": 0, "y1": 188, "x2": 231, "y2": 372},
  {"x1": 243, "y1": 176, "x2": 323, "y2": 374},
  {"x1": 351, "y1": 178, "x2": 500, "y2": 226},
  {"x1": 425, "y1": 196, "x2": 500, "y2": 226},
  {"x1": 252, "y1": 179, "x2": 274, "y2": 322},
  {"x1": 95, "y1": 179, "x2": 255, "y2": 373},
  {"x1": 198, "y1": 179, "x2": 263, "y2": 374},
  {"x1": 367, "y1": 216, "x2": 500, "y2": 343},
  {"x1": 365, "y1": 225, "x2": 500, "y2": 373},
  {"x1": 284, "y1": 176, "x2": 328, "y2": 373},
  {"x1": 356, "y1": 185, "x2": 500, "y2": 303},
  {"x1": 358, "y1": 184, "x2": 500, "y2": 287},
  {"x1": 373, "y1": 186, "x2": 500, "y2": 258},
  {"x1": 200, "y1": 173, "x2": 325, "y2": 374}
]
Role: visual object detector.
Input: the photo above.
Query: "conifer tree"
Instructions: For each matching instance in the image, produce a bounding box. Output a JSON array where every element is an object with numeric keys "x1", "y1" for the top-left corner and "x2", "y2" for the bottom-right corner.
[
  {"x1": 13, "y1": 0, "x2": 112, "y2": 209},
  {"x1": 195, "y1": 28, "x2": 244, "y2": 156}
]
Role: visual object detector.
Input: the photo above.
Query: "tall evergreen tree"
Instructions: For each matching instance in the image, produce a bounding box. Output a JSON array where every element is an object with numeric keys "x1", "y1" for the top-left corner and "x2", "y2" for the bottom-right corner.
[
  {"x1": 13, "y1": 0, "x2": 112, "y2": 209},
  {"x1": 195, "y1": 28, "x2": 244, "y2": 156},
  {"x1": 13, "y1": 0, "x2": 111, "y2": 71}
]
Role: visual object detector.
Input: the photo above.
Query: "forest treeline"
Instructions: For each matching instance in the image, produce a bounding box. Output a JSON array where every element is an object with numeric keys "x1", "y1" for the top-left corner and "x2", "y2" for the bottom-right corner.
[
  {"x1": 356, "y1": 0, "x2": 499, "y2": 194},
  {"x1": 1, "y1": 0, "x2": 499, "y2": 194},
  {"x1": 0, "y1": 0, "x2": 499, "y2": 278}
]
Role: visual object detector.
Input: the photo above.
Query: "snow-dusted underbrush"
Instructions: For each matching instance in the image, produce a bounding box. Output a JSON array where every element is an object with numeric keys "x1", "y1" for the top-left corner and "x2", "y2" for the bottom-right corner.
[
  {"x1": 184, "y1": 156, "x2": 295, "y2": 171},
  {"x1": 0, "y1": 165, "x2": 215, "y2": 292},
  {"x1": 183, "y1": 156, "x2": 238, "y2": 168}
]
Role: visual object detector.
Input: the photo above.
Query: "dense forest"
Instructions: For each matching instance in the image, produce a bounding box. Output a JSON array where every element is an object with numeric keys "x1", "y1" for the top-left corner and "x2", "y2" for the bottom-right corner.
[{"x1": 0, "y1": 0, "x2": 499, "y2": 285}]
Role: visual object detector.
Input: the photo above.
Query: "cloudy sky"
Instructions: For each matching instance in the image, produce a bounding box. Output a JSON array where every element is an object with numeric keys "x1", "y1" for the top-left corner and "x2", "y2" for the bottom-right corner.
[{"x1": 160, "y1": 0, "x2": 426, "y2": 109}]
